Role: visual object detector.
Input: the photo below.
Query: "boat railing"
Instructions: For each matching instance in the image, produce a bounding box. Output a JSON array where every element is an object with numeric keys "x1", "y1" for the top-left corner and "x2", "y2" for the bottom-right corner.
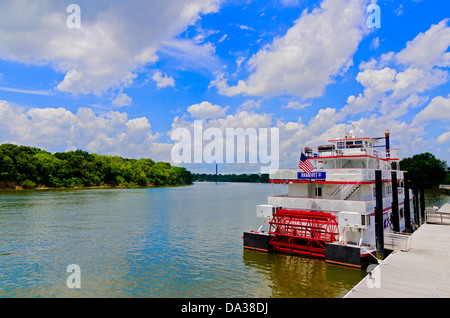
[
  {"x1": 268, "y1": 195, "x2": 399, "y2": 215},
  {"x1": 303, "y1": 145, "x2": 398, "y2": 160}
]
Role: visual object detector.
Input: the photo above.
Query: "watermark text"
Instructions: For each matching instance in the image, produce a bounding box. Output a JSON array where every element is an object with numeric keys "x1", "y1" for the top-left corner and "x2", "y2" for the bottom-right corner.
[
  {"x1": 171, "y1": 120, "x2": 279, "y2": 173},
  {"x1": 66, "y1": 264, "x2": 81, "y2": 289}
]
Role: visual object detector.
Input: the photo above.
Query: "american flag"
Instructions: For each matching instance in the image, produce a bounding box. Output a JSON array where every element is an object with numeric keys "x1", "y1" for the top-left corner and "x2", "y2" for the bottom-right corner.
[{"x1": 298, "y1": 153, "x2": 314, "y2": 174}]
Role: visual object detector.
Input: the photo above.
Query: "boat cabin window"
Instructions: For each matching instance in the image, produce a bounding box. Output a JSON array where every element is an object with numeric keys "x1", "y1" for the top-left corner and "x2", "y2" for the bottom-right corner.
[
  {"x1": 315, "y1": 186, "x2": 322, "y2": 197},
  {"x1": 318, "y1": 145, "x2": 334, "y2": 152},
  {"x1": 345, "y1": 141, "x2": 353, "y2": 147},
  {"x1": 354, "y1": 140, "x2": 363, "y2": 148},
  {"x1": 337, "y1": 141, "x2": 344, "y2": 149}
]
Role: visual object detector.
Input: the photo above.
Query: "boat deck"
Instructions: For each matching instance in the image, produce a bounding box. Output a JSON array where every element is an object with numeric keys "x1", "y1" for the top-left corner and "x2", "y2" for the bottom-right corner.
[{"x1": 344, "y1": 223, "x2": 450, "y2": 298}]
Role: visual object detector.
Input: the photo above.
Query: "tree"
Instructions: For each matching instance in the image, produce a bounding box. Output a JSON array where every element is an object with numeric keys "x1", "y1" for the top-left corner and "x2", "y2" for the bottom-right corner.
[
  {"x1": 34, "y1": 152, "x2": 58, "y2": 186},
  {"x1": 0, "y1": 143, "x2": 194, "y2": 188},
  {"x1": 0, "y1": 155, "x2": 16, "y2": 181},
  {"x1": 400, "y1": 152, "x2": 447, "y2": 188}
]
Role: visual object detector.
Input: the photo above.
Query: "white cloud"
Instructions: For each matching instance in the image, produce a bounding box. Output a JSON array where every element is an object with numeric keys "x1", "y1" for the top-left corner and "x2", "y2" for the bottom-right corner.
[
  {"x1": 211, "y1": 0, "x2": 369, "y2": 98},
  {"x1": 0, "y1": 0, "x2": 221, "y2": 96},
  {"x1": 206, "y1": 110, "x2": 272, "y2": 130},
  {"x1": 279, "y1": 0, "x2": 300, "y2": 6},
  {"x1": 239, "y1": 99, "x2": 262, "y2": 110},
  {"x1": 284, "y1": 101, "x2": 311, "y2": 110},
  {"x1": 236, "y1": 24, "x2": 255, "y2": 31},
  {"x1": 274, "y1": 108, "x2": 348, "y2": 166},
  {"x1": 111, "y1": 91, "x2": 133, "y2": 107},
  {"x1": 356, "y1": 67, "x2": 397, "y2": 93},
  {"x1": 169, "y1": 108, "x2": 276, "y2": 172},
  {"x1": 413, "y1": 96, "x2": 450, "y2": 123},
  {"x1": 192, "y1": 27, "x2": 220, "y2": 44},
  {"x1": 342, "y1": 19, "x2": 450, "y2": 119},
  {"x1": 396, "y1": 19, "x2": 450, "y2": 69},
  {"x1": 152, "y1": 71, "x2": 175, "y2": 89},
  {"x1": 217, "y1": 34, "x2": 228, "y2": 43},
  {"x1": 160, "y1": 38, "x2": 219, "y2": 72},
  {"x1": 0, "y1": 100, "x2": 170, "y2": 160},
  {"x1": 174, "y1": 104, "x2": 349, "y2": 170},
  {"x1": 370, "y1": 37, "x2": 380, "y2": 50},
  {"x1": 0, "y1": 86, "x2": 53, "y2": 96},
  {"x1": 437, "y1": 131, "x2": 450, "y2": 144},
  {"x1": 187, "y1": 101, "x2": 228, "y2": 119},
  {"x1": 123, "y1": 17, "x2": 450, "y2": 170}
]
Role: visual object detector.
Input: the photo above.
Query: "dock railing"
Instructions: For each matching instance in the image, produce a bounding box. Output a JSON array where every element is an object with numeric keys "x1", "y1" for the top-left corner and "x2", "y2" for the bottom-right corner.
[
  {"x1": 439, "y1": 185, "x2": 450, "y2": 194},
  {"x1": 425, "y1": 207, "x2": 450, "y2": 225},
  {"x1": 384, "y1": 231, "x2": 412, "y2": 252}
]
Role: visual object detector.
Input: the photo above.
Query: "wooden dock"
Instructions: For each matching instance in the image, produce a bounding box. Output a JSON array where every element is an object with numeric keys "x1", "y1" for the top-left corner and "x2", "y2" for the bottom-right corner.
[{"x1": 344, "y1": 223, "x2": 450, "y2": 298}]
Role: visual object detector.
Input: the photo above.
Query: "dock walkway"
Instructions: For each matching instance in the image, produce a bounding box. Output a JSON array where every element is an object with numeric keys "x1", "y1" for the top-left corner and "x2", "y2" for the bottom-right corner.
[{"x1": 344, "y1": 223, "x2": 450, "y2": 298}]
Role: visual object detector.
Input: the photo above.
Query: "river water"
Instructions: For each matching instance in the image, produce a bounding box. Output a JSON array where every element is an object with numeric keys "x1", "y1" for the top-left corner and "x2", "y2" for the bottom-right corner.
[{"x1": 0, "y1": 183, "x2": 447, "y2": 298}]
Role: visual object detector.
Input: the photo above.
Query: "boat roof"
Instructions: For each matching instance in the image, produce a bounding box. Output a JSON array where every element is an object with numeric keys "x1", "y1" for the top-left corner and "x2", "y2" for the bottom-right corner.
[{"x1": 328, "y1": 137, "x2": 379, "y2": 143}]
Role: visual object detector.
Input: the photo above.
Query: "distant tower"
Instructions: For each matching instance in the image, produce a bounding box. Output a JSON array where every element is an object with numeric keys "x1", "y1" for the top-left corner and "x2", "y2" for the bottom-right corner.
[{"x1": 216, "y1": 164, "x2": 218, "y2": 176}]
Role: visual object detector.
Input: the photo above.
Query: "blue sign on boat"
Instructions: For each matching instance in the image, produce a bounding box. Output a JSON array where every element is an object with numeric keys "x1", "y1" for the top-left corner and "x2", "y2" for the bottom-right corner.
[{"x1": 297, "y1": 171, "x2": 326, "y2": 180}]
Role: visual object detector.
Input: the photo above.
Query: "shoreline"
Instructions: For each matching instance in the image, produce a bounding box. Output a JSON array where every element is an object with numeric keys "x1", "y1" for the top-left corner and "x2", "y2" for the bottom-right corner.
[{"x1": 0, "y1": 183, "x2": 193, "y2": 191}]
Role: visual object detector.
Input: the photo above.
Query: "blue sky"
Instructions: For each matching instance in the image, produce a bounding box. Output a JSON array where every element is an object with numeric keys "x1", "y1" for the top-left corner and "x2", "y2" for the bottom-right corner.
[{"x1": 0, "y1": 0, "x2": 449, "y2": 173}]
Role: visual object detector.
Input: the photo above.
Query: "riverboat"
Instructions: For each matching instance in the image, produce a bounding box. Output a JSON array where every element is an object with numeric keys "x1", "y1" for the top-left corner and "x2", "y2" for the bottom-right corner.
[{"x1": 243, "y1": 125, "x2": 415, "y2": 267}]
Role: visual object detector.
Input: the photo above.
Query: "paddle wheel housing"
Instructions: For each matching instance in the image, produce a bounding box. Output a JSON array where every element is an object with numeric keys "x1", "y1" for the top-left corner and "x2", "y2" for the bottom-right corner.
[{"x1": 268, "y1": 209, "x2": 339, "y2": 258}]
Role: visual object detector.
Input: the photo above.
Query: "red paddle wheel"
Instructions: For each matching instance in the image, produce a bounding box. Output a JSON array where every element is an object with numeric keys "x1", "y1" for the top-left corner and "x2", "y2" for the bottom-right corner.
[{"x1": 268, "y1": 209, "x2": 339, "y2": 258}]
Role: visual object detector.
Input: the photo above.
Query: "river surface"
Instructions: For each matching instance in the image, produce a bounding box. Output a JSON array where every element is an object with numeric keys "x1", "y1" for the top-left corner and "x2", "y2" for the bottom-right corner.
[{"x1": 0, "y1": 183, "x2": 447, "y2": 298}]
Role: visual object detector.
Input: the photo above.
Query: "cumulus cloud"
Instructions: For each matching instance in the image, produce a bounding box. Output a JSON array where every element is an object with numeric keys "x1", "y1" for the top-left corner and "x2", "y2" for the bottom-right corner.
[
  {"x1": 187, "y1": 101, "x2": 228, "y2": 119},
  {"x1": 152, "y1": 71, "x2": 175, "y2": 89},
  {"x1": 111, "y1": 91, "x2": 133, "y2": 107},
  {"x1": 337, "y1": 19, "x2": 450, "y2": 160},
  {"x1": 413, "y1": 96, "x2": 450, "y2": 123},
  {"x1": 396, "y1": 19, "x2": 450, "y2": 69},
  {"x1": 211, "y1": 0, "x2": 369, "y2": 98},
  {"x1": 0, "y1": 100, "x2": 170, "y2": 161},
  {"x1": 342, "y1": 19, "x2": 450, "y2": 118},
  {"x1": 437, "y1": 131, "x2": 450, "y2": 144},
  {"x1": 0, "y1": 0, "x2": 221, "y2": 96},
  {"x1": 170, "y1": 107, "x2": 277, "y2": 172}
]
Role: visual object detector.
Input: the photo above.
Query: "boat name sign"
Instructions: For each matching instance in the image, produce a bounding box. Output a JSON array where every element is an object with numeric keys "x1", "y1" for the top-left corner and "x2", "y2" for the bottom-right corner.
[{"x1": 297, "y1": 172, "x2": 326, "y2": 180}]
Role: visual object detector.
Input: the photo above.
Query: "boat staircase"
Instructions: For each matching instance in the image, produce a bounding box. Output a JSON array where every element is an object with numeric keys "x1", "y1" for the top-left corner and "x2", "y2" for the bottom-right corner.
[
  {"x1": 343, "y1": 184, "x2": 361, "y2": 200},
  {"x1": 328, "y1": 184, "x2": 362, "y2": 200},
  {"x1": 268, "y1": 209, "x2": 339, "y2": 258}
]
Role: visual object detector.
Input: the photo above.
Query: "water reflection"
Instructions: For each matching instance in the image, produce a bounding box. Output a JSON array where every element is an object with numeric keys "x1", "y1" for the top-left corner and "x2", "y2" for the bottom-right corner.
[{"x1": 242, "y1": 249, "x2": 365, "y2": 298}]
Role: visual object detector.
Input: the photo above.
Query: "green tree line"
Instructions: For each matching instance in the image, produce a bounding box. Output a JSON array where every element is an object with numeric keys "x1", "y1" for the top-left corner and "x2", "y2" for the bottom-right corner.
[
  {"x1": 194, "y1": 173, "x2": 269, "y2": 183},
  {"x1": 0, "y1": 144, "x2": 194, "y2": 189}
]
